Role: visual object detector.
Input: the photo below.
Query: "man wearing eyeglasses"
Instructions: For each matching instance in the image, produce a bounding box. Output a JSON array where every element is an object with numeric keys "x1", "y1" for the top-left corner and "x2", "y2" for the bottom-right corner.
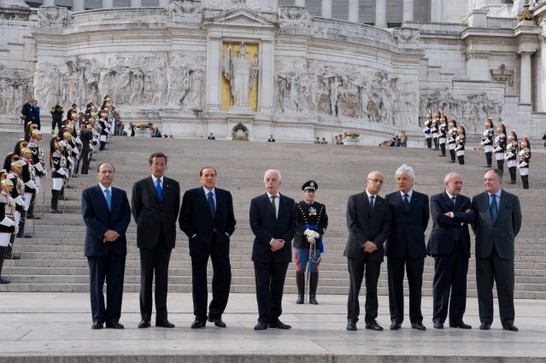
[{"x1": 344, "y1": 171, "x2": 392, "y2": 331}]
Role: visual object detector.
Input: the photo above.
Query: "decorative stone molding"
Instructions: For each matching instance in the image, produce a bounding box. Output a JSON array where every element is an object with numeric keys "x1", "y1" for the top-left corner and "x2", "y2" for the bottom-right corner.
[
  {"x1": 168, "y1": 0, "x2": 202, "y2": 24},
  {"x1": 465, "y1": 51, "x2": 489, "y2": 61},
  {"x1": 231, "y1": 122, "x2": 249, "y2": 140},
  {"x1": 490, "y1": 64, "x2": 514, "y2": 87},
  {"x1": 37, "y1": 6, "x2": 71, "y2": 29},
  {"x1": 278, "y1": 6, "x2": 312, "y2": 29},
  {"x1": 392, "y1": 27, "x2": 420, "y2": 45}
]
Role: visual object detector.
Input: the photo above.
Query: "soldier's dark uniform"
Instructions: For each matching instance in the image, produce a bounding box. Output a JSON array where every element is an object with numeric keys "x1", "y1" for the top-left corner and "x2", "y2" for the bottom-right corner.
[{"x1": 293, "y1": 180, "x2": 328, "y2": 305}]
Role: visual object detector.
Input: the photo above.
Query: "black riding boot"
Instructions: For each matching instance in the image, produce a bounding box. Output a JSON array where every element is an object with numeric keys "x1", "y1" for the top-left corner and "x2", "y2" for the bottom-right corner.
[
  {"x1": 0, "y1": 246, "x2": 10, "y2": 284},
  {"x1": 509, "y1": 167, "x2": 517, "y2": 184},
  {"x1": 521, "y1": 175, "x2": 529, "y2": 189},
  {"x1": 296, "y1": 271, "x2": 304, "y2": 304},
  {"x1": 496, "y1": 160, "x2": 504, "y2": 174},
  {"x1": 458, "y1": 155, "x2": 465, "y2": 165},
  {"x1": 309, "y1": 272, "x2": 319, "y2": 305},
  {"x1": 485, "y1": 152, "x2": 492, "y2": 167},
  {"x1": 426, "y1": 138, "x2": 432, "y2": 149},
  {"x1": 51, "y1": 190, "x2": 62, "y2": 213},
  {"x1": 449, "y1": 149, "x2": 456, "y2": 163}
]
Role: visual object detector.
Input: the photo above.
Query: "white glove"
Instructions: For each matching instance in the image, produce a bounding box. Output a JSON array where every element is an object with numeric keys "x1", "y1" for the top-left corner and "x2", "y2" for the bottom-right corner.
[
  {"x1": 304, "y1": 229, "x2": 314, "y2": 237},
  {"x1": 306, "y1": 236, "x2": 316, "y2": 244}
]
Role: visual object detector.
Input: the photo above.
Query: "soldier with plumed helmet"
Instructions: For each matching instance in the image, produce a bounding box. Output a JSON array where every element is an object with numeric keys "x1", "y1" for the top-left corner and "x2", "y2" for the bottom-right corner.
[
  {"x1": 0, "y1": 175, "x2": 17, "y2": 284},
  {"x1": 293, "y1": 180, "x2": 328, "y2": 305}
]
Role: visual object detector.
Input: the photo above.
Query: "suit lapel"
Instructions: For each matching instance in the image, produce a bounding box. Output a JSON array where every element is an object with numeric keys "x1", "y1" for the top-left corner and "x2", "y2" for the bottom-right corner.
[{"x1": 496, "y1": 191, "x2": 509, "y2": 221}]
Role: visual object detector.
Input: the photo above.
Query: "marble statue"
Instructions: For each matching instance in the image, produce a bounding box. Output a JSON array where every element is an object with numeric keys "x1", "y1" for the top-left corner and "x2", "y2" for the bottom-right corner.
[{"x1": 223, "y1": 43, "x2": 259, "y2": 108}]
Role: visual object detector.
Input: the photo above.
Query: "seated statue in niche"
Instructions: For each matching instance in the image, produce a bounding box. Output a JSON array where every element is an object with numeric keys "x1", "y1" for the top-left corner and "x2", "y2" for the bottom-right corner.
[{"x1": 223, "y1": 43, "x2": 259, "y2": 108}]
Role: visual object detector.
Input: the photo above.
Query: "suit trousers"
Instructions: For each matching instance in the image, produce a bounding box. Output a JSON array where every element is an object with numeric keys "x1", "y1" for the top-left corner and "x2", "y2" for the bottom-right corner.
[
  {"x1": 431, "y1": 241, "x2": 468, "y2": 323},
  {"x1": 191, "y1": 234, "x2": 232, "y2": 321},
  {"x1": 476, "y1": 245, "x2": 515, "y2": 325},
  {"x1": 387, "y1": 254, "x2": 424, "y2": 324},
  {"x1": 139, "y1": 234, "x2": 172, "y2": 322},
  {"x1": 87, "y1": 253, "x2": 126, "y2": 324},
  {"x1": 347, "y1": 256, "x2": 381, "y2": 323},
  {"x1": 253, "y1": 261, "x2": 289, "y2": 324}
]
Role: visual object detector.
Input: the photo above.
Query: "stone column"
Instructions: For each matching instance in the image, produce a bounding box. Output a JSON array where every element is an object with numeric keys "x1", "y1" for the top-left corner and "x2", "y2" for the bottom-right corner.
[
  {"x1": 348, "y1": 0, "x2": 359, "y2": 23},
  {"x1": 321, "y1": 0, "x2": 332, "y2": 18},
  {"x1": 258, "y1": 40, "x2": 274, "y2": 113},
  {"x1": 131, "y1": 0, "x2": 141, "y2": 6},
  {"x1": 375, "y1": 0, "x2": 386, "y2": 27},
  {"x1": 102, "y1": 0, "x2": 113, "y2": 8},
  {"x1": 206, "y1": 37, "x2": 222, "y2": 112},
  {"x1": 295, "y1": 0, "x2": 304, "y2": 7},
  {"x1": 73, "y1": 0, "x2": 84, "y2": 11},
  {"x1": 519, "y1": 51, "x2": 532, "y2": 104},
  {"x1": 403, "y1": 0, "x2": 413, "y2": 23}
]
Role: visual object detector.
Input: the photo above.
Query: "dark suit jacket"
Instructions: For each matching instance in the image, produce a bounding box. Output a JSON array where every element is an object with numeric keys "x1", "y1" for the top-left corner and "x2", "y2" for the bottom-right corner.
[
  {"x1": 179, "y1": 187, "x2": 236, "y2": 258},
  {"x1": 250, "y1": 193, "x2": 297, "y2": 264},
  {"x1": 471, "y1": 190, "x2": 521, "y2": 259},
  {"x1": 427, "y1": 192, "x2": 474, "y2": 257},
  {"x1": 385, "y1": 191, "x2": 429, "y2": 259},
  {"x1": 82, "y1": 185, "x2": 131, "y2": 257},
  {"x1": 131, "y1": 176, "x2": 180, "y2": 249},
  {"x1": 344, "y1": 192, "x2": 392, "y2": 262}
]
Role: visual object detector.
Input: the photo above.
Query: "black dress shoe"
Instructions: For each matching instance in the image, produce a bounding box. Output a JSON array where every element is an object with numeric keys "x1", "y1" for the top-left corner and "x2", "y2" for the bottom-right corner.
[
  {"x1": 433, "y1": 321, "x2": 444, "y2": 329},
  {"x1": 268, "y1": 319, "x2": 291, "y2": 329},
  {"x1": 191, "y1": 319, "x2": 206, "y2": 329},
  {"x1": 0, "y1": 277, "x2": 10, "y2": 284},
  {"x1": 91, "y1": 322, "x2": 103, "y2": 330},
  {"x1": 156, "y1": 319, "x2": 175, "y2": 328},
  {"x1": 254, "y1": 322, "x2": 268, "y2": 330},
  {"x1": 105, "y1": 322, "x2": 124, "y2": 329},
  {"x1": 411, "y1": 322, "x2": 426, "y2": 331},
  {"x1": 208, "y1": 317, "x2": 226, "y2": 328},
  {"x1": 346, "y1": 320, "x2": 357, "y2": 331},
  {"x1": 5, "y1": 253, "x2": 20, "y2": 260},
  {"x1": 365, "y1": 319, "x2": 383, "y2": 331},
  {"x1": 479, "y1": 322, "x2": 491, "y2": 330},
  {"x1": 502, "y1": 324, "x2": 518, "y2": 332},
  {"x1": 390, "y1": 322, "x2": 402, "y2": 330},
  {"x1": 138, "y1": 320, "x2": 151, "y2": 329},
  {"x1": 449, "y1": 321, "x2": 472, "y2": 329}
]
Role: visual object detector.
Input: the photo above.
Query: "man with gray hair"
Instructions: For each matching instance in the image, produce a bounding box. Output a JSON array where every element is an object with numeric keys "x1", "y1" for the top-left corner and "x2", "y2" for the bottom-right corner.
[
  {"x1": 250, "y1": 169, "x2": 298, "y2": 330},
  {"x1": 427, "y1": 172, "x2": 474, "y2": 329},
  {"x1": 385, "y1": 164, "x2": 429, "y2": 330}
]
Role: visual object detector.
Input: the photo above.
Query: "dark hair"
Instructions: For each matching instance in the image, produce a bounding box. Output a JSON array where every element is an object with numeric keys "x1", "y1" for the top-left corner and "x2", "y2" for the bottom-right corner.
[
  {"x1": 97, "y1": 162, "x2": 115, "y2": 173},
  {"x1": 199, "y1": 167, "x2": 217, "y2": 177},
  {"x1": 149, "y1": 152, "x2": 168, "y2": 165}
]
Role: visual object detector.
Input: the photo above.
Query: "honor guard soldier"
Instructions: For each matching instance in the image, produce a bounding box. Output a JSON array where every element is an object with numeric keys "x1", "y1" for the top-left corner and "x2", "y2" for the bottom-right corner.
[
  {"x1": 480, "y1": 118, "x2": 495, "y2": 168},
  {"x1": 431, "y1": 111, "x2": 440, "y2": 150},
  {"x1": 294, "y1": 180, "x2": 328, "y2": 305},
  {"x1": 505, "y1": 131, "x2": 519, "y2": 184},
  {"x1": 447, "y1": 119, "x2": 458, "y2": 163},
  {"x1": 455, "y1": 125, "x2": 466, "y2": 165},
  {"x1": 0, "y1": 176, "x2": 17, "y2": 283},
  {"x1": 423, "y1": 111, "x2": 432, "y2": 149},
  {"x1": 438, "y1": 114, "x2": 448, "y2": 157},
  {"x1": 494, "y1": 123, "x2": 507, "y2": 173},
  {"x1": 518, "y1": 137, "x2": 531, "y2": 189}
]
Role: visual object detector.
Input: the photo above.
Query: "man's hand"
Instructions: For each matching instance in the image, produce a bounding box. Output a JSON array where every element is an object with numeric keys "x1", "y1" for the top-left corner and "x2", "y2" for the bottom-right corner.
[
  {"x1": 363, "y1": 241, "x2": 377, "y2": 253},
  {"x1": 103, "y1": 229, "x2": 120, "y2": 243},
  {"x1": 270, "y1": 239, "x2": 285, "y2": 252}
]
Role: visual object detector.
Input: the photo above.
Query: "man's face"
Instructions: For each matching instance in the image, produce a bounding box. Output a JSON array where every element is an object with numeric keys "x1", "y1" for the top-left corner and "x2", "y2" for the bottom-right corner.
[
  {"x1": 396, "y1": 172, "x2": 413, "y2": 194},
  {"x1": 200, "y1": 168, "x2": 217, "y2": 190},
  {"x1": 264, "y1": 170, "x2": 281, "y2": 196},
  {"x1": 303, "y1": 189, "x2": 315, "y2": 203},
  {"x1": 445, "y1": 174, "x2": 463, "y2": 196},
  {"x1": 150, "y1": 156, "x2": 166, "y2": 178},
  {"x1": 483, "y1": 170, "x2": 501, "y2": 194},
  {"x1": 97, "y1": 163, "x2": 115, "y2": 188},
  {"x1": 366, "y1": 172, "x2": 384, "y2": 195}
]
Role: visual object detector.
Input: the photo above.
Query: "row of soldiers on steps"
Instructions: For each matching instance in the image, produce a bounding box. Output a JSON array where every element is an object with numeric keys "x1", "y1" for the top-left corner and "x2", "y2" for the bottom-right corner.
[
  {"x1": 0, "y1": 98, "x2": 114, "y2": 284},
  {"x1": 423, "y1": 111, "x2": 531, "y2": 189}
]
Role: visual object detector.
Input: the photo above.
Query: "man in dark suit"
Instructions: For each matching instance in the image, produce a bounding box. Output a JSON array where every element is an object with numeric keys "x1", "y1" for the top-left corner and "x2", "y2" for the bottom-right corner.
[
  {"x1": 472, "y1": 169, "x2": 522, "y2": 331},
  {"x1": 344, "y1": 171, "x2": 392, "y2": 331},
  {"x1": 82, "y1": 162, "x2": 131, "y2": 330},
  {"x1": 385, "y1": 164, "x2": 429, "y2": 331},
  {"x1": 179, "y1": 167, "x2": 236, "y2": 329},
  {"x1": 132, "y1": 152, "x2": 180, "y2": 329},
  {"x1": 427, "y1": 172, "x2": 474, "y2": 330},
  {"x1": 250, "y1": 169, "x2": 297, "y2": 331}
]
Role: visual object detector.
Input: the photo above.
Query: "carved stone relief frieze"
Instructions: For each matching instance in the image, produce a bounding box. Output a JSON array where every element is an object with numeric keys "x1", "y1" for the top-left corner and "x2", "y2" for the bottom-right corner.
[
  {"x1": 168, "y1": 0, "x2": 202, "y2": 24},
  {"x1": 0, "y1": 65, "x2": 33, "y2": 116},
  {"x1": 278, "y1": 6, "x2": 312, "y2": 29},
  {"x1": 37, "y1": 6, "x2": 71, "y2": 29}
]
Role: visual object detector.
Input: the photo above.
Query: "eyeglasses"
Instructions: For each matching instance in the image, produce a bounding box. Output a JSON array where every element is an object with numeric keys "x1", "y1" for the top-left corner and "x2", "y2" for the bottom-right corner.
[{"x1": 368, "y1": 178, "x2": 383, "y2": 184}]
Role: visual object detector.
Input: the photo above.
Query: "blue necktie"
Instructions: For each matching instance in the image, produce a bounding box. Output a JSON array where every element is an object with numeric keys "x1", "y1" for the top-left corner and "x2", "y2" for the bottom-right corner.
[
  {"x1": 207, "y1": 191, "x2": 216, "y2": 218},
  {"x1": 490, "y1": 194, "x2": 497, "y2": 222},
  {"x1": 403, "y1": 194, "x2": 410, "y2": 212},
  {"x1": 155, "y1": 179, "x2": 162, "y2": 201},
  {"x1": 104, "y1": 189, "x2": 112, "y2": 211},
  {"x1": 369, "y1": 195, "x2": 375, "y2": 209}
]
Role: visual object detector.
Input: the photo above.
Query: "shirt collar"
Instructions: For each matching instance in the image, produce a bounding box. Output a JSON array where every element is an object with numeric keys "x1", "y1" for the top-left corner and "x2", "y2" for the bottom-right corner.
[
  {"x1": 151, "y1": 175, "x2": 164, "y2": 184},
  {"x1": 267, "y1": 192, "x2": 280, "y2": 199},
  {"x1": 400, "y1": 190, "x2": 413, "y2": 198},
  {"x1": 203, "y1": 187, "x2": 215, "y2": 195},
  {"x1": 99, "y1": 183, "x2": 111, "y2": 193}
]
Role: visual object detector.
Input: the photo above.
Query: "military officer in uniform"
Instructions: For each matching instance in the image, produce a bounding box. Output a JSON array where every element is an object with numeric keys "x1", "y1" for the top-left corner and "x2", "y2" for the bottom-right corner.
[
  {"x1": 481, "y1": 118, "x2": 495, "y2": 168},
  {"x1": 0, "y1": 177, "x2": 16, "y2": 283},
  {"x1": 505, "y1": 131, "x2": 518, "y2": 185},
  {"x1": 294, "y1": 180, "x2": 328, "y2": 305},
  {"x1": 494, "y1": 123, "x2": 507, "y2": 173},
  {"x1": 518, "y1": 137, "x2": 531, "y2": 189}
]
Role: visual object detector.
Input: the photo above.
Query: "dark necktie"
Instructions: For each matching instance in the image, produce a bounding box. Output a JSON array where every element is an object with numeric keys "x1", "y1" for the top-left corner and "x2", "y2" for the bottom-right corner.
[
  {"x1": 451, "y1": 196, "x2": 456, "y2": 210},
  {"x1": 207, "y1": 191, "x2": 216, "y2": 218},
  {"x1": 104, "y1": 189, "x2": 112, "y2": 211},
  {"x1": 155, "y1": 179, "x2": 162, "y2": 201},
  {"x1": 369, "y1": 195, "x2": 375, "y2": 209},
  {"x1": 271, "y1": 195, "x2": 277, "y2": 218},
  {"x1": 490, "y1": 194, "x2": 497, "y2": 222},
  {"x1": 403, "y1": 194, "x2": 410, "y2": 212}
]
